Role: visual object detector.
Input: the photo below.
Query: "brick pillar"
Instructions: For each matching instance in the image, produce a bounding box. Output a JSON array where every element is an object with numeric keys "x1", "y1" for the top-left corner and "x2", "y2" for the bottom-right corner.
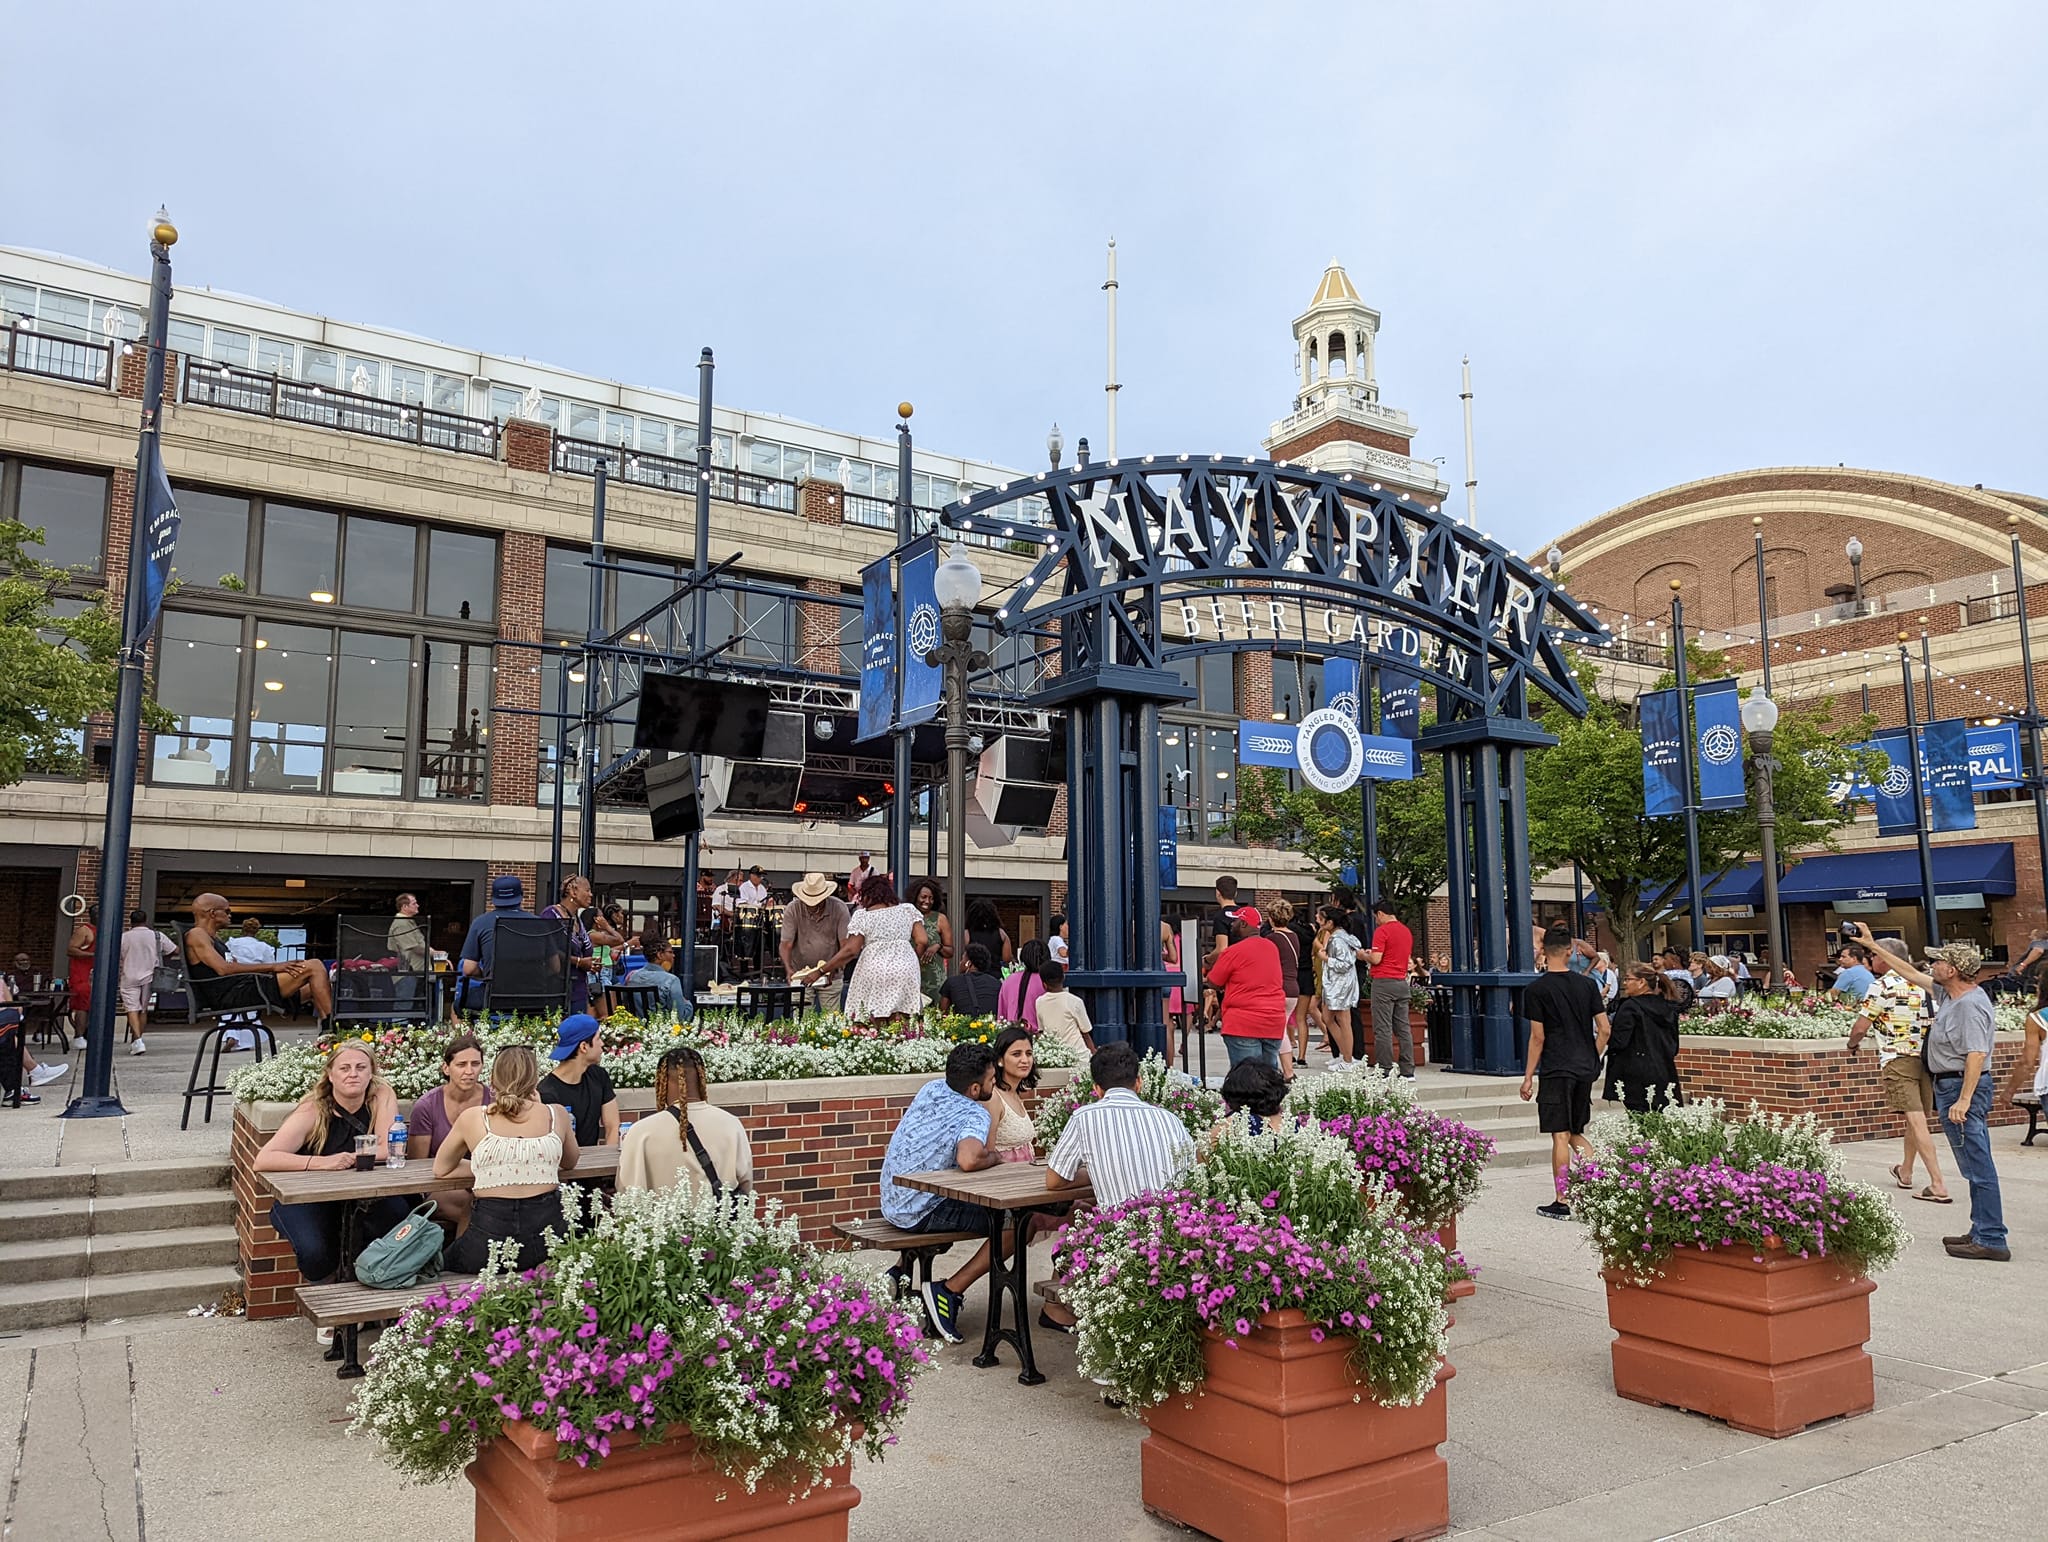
[
  {"x1": 116, "y1": 348, "x2": 179, "y2": 403},
  {"x1": 502, "y1": 417, "x2": 553, "y2": 473},
  {"x1": 1235, "y1": 652, "x2": 1273, "y2": 720},
  {"x1": 74, "y1": 848, "x2": 143, "y2": 909},
  {"x1": 486, "y1": 861, "x2": 540, "y2": 909},
  {"x1": 798, "y1": 475, "x2": 845, "y2": 526},
  {"x1": 1049, "y1": 880, "x2": 1069, "y2": 919},
  {"x1": 490, "y1": 532, "x2": 545, "y2": 807},
  {"x1": 799, "y1": 578, "x2": 842, "y2": 672}
]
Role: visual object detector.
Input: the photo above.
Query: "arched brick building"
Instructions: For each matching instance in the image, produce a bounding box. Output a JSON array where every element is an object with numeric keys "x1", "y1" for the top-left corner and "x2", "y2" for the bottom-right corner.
[{"x1": 1544, "y1": 466, "x2": 2048, "y2": 976}]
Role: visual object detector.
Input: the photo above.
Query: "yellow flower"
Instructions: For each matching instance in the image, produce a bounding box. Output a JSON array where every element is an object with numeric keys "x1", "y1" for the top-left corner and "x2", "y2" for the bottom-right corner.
[{"x1": 360, "y1": 1033, "x2": 373, "y2": 1042}]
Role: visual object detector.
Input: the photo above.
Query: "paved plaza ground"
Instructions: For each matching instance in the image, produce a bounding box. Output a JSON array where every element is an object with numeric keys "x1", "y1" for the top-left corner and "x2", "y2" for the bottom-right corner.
[{"x1": 6, "y1": 1038, "x2": 2048, "y2": 1540}]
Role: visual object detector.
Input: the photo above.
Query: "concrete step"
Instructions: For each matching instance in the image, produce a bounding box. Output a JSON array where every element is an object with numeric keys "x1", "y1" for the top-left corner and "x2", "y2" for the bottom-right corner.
[
  {"x1": 0, "y1": 1197, "x2": 90, "y2": 1242},
  {"x1": 91, "y1": 1190, "x2": 236, "y2": 1236},
  {"x1": 0, "y1": 1158, "x2": 231, "y2": 1202},
  {"x1": 85, "y1": 1264, "x2": 241, "y2": 1323},
  {"x1": 0, "y1": 1169, "x2": 94, "y2": 1201},
  {"x1": 0, "y1": 1236, "x2": 87, "y2": 1285},
  {"x1": 1487, "y1": 1135, "x2": 1559, "y2": 1170},
  {"x1": 92, "y1": 1226, "x2": 239, "y2": 1277},
  {"x1": 0, "y1": 1277, "x2": 88, "y2": 1332}
]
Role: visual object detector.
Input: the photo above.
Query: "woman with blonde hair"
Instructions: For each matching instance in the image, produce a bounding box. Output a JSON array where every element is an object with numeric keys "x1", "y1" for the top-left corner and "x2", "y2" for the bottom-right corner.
[
  {"x1": 435, "y1": 1044, "x2": 579, "y2": 1272},
  {"x1": 253, "y1": 1042, "x2": 405, "y2": 1283},
  {"x1": 1266, "y1": 899, "x2": 1303, "y2": 1078},
  {"x1": 619, "y1": 1045, "x2": 752, "y2": 1197}
]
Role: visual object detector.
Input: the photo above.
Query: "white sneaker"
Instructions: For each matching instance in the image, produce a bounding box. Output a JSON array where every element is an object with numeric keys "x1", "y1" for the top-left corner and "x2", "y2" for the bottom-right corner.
[
  {"x1": 29, "y1": 1063, "x2": 67, "y2": 1087},
  {"x1": 130, "y1": 1041, "x2": 147, "y2": 1056},
  {"x1": 316, "y1": 1326, "x2": 335, "y2": 1346},
  {"x1": 71, "y1": 1036, "x2": 87, "y2": 1051}
]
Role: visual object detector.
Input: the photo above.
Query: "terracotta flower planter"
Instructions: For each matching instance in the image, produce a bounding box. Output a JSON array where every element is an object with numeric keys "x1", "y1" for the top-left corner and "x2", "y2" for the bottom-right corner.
[
  {"x1": 1436, "y1": 1212, "x2": 1475, "y2": 1303},
  {"x1": 1602, "y1": 1246, "x2": 1875, "y2": 1438},
  {"x1": 468, "y1": 1419, "x2": 860, "y2": 1542},
  {"x1": 1406, "y1": 1009, "x2": 1430, "y2": 1066},
  {"x1": 1141, "y1": 1309, "x2": 1453, "y2": 1542}
]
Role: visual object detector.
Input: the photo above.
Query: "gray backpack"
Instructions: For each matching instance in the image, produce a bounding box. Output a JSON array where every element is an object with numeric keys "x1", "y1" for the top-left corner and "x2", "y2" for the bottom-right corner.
[{"x1": 353, "y1": 1200, "x2": 444, "y2": 1289}]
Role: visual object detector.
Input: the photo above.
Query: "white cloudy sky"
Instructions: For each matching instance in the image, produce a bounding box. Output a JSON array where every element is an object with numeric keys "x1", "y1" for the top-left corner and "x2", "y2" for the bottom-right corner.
[{"x1": 6, "y1": 1, "x2": 2044, "y2": 551}]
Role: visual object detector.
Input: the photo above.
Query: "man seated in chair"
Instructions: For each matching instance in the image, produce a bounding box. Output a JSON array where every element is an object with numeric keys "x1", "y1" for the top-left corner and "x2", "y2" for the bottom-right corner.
[
  {"x1": 185, "y1": 894, "x2": 332, "y2": 1026},
  {"x1": 622, "y1": 939, "x2": 688, "y2": 1019}
]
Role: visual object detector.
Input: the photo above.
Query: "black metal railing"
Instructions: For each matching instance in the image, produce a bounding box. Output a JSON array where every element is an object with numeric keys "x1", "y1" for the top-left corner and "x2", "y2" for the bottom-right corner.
[
  {"x1": 1963, "y1": 591, "x2": 2020, "y2": 626},
  {"x1": 551, "y1": 436, "x2": 797, "y2": 513},
  {"x1": 182, "y1": 361, "x2": 500, "y2": 457},
  {"x1": 1601, "y1": 636, "x2": 1669, "y2": 667},
  {"x1": 1, "y1": 324, "x2": 114, "y2": 388}
]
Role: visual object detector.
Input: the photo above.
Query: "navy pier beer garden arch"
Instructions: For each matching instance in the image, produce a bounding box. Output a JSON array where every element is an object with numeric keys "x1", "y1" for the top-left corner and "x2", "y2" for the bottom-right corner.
[{"x1": 939, "y1": 455, "x2": 1605, "y2": 1073}]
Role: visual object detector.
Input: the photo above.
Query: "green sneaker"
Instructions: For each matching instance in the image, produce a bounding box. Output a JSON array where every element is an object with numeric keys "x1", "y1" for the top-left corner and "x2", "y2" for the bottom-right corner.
[{"x1": 921, "y1": 1279, "x2": 966, "y2": 1343}]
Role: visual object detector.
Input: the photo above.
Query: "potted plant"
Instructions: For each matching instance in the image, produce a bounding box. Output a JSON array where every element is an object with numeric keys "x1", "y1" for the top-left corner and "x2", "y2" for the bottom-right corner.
[
  {"x1": 1059, "y1": 1117, "x2": 1454, "y2": 1542},
  {"x1": 1289, "y1": 1066, "x2": 1493, "y2": 1297},
  {"x1": 350, "y1": 1186, "x2": 931, "y2": 1540},
  {"x1": 1565, "y1": 1100, "x2": 1906, "y2": 1437}
]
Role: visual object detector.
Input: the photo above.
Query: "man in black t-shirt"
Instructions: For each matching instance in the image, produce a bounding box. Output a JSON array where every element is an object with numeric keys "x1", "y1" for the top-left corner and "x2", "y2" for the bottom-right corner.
[
  {"x1": 1520, "y1": 924, "x2": 1610, "y2": 1218},
  {"x1": 540, "y1": 1013, "x2": 621, "y2": 1147}
]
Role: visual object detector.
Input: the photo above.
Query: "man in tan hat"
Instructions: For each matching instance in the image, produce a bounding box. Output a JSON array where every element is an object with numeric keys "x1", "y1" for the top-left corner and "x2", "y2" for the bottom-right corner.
[
  {"x1": 1854, "y1": 926, "x2": 2008, "y2": 1261},
  {"x1": 781, "y1": 872, "x2": 851, "y2": 989}
]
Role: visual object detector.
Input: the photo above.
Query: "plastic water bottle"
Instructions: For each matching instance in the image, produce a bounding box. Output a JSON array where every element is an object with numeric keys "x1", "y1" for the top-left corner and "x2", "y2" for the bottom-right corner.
[{"x1": 387, "y1": 1115, "x2": 408, "y2": 1169}]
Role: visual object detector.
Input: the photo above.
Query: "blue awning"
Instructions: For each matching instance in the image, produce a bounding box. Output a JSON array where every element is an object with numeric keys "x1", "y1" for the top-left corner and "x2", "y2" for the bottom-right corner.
[{"x1": 1775, "y1": 843, "x2": 2014, "y2": 905}]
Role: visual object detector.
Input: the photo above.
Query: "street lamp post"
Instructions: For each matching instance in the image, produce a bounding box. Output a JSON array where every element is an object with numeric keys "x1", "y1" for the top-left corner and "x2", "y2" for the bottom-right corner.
[
  {"x1": 2007, "y1": 515, "x2": 2048, "y2": 919},
  {"x1": 1899, "y1": 631, "x2": 1941, "y2": 948},
  {"x1": 925, "y1": 545, "x2": 988, "y2": 942},
  {"x1": 1740, "y1": 692, "x2": 1785, "y2": 982},
  {"x1": 1846, "y1": 536, "x2": 1864, "y2": 613}
]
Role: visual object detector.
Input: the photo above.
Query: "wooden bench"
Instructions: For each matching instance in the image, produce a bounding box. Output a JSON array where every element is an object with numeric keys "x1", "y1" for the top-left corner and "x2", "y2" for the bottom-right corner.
[
  {"x1": 296, "y1": 1275, "x2": 476, "y2": 1380},
  {"x1": 833, "y1": 1218, "x2": 981, "y2": 1301}
]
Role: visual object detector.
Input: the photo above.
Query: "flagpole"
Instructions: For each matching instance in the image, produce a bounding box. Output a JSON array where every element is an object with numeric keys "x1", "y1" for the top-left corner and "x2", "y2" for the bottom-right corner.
[
  {"x1": 65, "y1": 210, "x2": 178, "y2": 1118},
  {"x1": 1669, "y1": 579, "x2": 1707, "y2": 956}
]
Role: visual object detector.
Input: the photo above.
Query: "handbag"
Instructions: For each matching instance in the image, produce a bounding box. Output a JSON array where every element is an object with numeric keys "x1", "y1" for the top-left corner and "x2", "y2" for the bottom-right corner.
[{"x1": 353, "y1": 1200, "x2": 444, "y2": 1289}]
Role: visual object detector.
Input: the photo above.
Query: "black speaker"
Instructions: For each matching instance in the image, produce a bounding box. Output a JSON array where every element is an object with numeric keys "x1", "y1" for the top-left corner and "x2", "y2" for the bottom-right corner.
[
  {"x1": 643, "y1": 755, "x2": 702, "y2": 841},
  {"x1": 973, "y1": 735, "x2": 1060, "y2": 829},
  {"x1": 984, "y1": 781, "x2": 1060, "y2": 825},
  {"x1": 634, "y1": 674, "x2": 772, "y2": 759},
  {"x1": 703, "y1": 710, "x2": 808, "y2": 815}
]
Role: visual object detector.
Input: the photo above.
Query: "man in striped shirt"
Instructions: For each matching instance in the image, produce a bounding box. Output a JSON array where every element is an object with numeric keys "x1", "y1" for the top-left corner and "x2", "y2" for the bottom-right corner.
[{"x1": 1045, "y1": 1041, "x2": 1194, "y2": 1207}]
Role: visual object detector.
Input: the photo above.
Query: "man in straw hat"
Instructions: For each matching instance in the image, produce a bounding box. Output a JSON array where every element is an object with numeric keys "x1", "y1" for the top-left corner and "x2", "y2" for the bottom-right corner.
[
  {"x1": 1854, "y1": 926, "x2": 2008, "y2": 1261},
  {"x1": 781, "y1": 872, "x2": 851, "y2": 990}
]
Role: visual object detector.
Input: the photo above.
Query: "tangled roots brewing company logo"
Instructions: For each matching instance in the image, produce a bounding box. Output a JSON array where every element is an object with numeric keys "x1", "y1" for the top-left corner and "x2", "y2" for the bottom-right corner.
[
  {"x1": 1328, "y1": 690, "x2": 1360, "y2": 723},
  {"x1": 1880, "y1": 765, "x2": 1912, "y2": 798},
  {"x1": 1296, "y1": 707, "x2": 1365, "y2": 794},
  {"x1": 907, "y1": 603, "x2": 940, "y2": 660},
  {"x1": 1699, "y1": 724, "x2": 1741, "y2": 766}
]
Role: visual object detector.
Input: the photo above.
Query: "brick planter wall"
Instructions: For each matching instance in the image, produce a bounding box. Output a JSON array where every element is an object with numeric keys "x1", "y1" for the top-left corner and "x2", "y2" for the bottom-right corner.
[
  {"x1": 1675, "y1": 1034, "x2": 2028, "y2": 1145},
  {"x1": 233, "y1": 1068, "x2": 1073, "y2": 1319}
]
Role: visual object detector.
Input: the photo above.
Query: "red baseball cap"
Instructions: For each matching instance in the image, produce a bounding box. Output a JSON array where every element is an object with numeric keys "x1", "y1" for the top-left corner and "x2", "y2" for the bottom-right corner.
[{"x1": 1234, "y1": 906, "x2": 1263, "y2": 931}]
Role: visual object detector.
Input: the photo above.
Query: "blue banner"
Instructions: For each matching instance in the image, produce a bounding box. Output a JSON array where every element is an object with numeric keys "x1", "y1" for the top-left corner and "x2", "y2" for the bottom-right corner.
[
  {"x1": 896, "y1": 539, "x2": 942, "y2": 729},
  {"x1": 137, "y1": 438, "x2": 180, "y2": 636},
  {"x1": 1871, "y1": 730, "x2": 1920, "y2": 834},
  {"x1": 857, "y1": 558, "x2": 894, "y2": 743},
  {"x1": 1692, "y1": 679, "x2": 1748, "y2": 812},
  {"x1": 1236, "y1": 718, "x2": 1413, "y2": 787},
  {"x1": 1321, "y1": 656, "x2": 1361, "y2": 724},
  {"x1": 1237, "y1": 720, "x2": 1300, "y2": 768},
  {"x1": 1923, "y1": 717, "x2": 1978, "y2": 832},
  {"x1": 1380, "y1": 664, "x2": 1421, "y2": 740},
  {"x1": 1640, "y1": 688, "x2": 1685, "y2": 817},
  {"x1": 1356, "y1": 734, "x2": 1416, "y2": 781},
  {"x1": 1157, "y1": 803, "x2": 1177, "y2": 892},
  {"x1": 1836, "y1": 722, "x2": 2021, "y2": 800}
]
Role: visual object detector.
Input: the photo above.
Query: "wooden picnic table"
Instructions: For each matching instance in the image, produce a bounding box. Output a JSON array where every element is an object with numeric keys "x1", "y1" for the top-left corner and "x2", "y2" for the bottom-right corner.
[
  {"x1": 895, "y1": 1161, "x2": 1093, "y2": 1386},
  {"x1": 257, "y1": 1145, "x2": 620, "y2": 1206}
]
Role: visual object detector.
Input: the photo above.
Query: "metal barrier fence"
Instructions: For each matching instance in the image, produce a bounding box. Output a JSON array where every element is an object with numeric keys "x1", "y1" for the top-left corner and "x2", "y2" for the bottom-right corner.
[
  {"x1": 551, "y1": 436, "x2": 798, "y2": 512},
  {"x1": 0, "y1": 324, "x2": 113, "y2": 388},
  {"x1": 182, "y1": 361, "x2": 500, "y2": 457}
]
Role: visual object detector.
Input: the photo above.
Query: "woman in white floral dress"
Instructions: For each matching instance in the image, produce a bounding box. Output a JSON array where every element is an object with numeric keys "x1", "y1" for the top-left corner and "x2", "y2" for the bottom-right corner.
[{"x1": 799, "y1": 876, "x2": 929, "y2": 1023}]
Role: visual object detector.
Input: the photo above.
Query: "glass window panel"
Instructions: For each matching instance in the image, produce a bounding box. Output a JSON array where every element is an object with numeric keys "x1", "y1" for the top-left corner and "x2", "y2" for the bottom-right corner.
[
  {"x1": 603, "y1": 411, "x2": 632, "y2": 446},
  {"x1": 912, "y1": 472, "x2": 932, "y2": 505},
  {"x1": 1203, "y1": 726, "x2": 1237, "y2": 839},
  {"x1": 781, "y1": 447, "x2": 809, "y2": 482},
  {"x1": 873, "y1": 465, "x2": 897, "y2": 500},
  {"x1": 211, "y1": 329, "x2": 251, "y2": 367},
  {"x1": 616, "y1": 560, "x2": 680, "y2": 651},
  {"x1": 675, "y1": 421, "x2": 699, "y2": 454},
  {"x1": 847, "y1": 461, "x2": 873, "y2": 494},
  {"x1": 640, "y1": 419, "x2": 670, "y2": 454},
  {"x1": 749, "y1": 440, "x2": 780, "y2": 476},
  {"x1": 248, "y1": 622, "x2": 331, "y2": 792},
  {"x1": 344, "y1": 356, "x2": 381, "y2": 396},
  {"x1": 420, "y1": 638, "x2": 491, "y2": 802},
  {"x1": 167, "y1": 318, "x2": 206, "y2": 357},
  {"x1": 928, "y1": 477, "x2": 958, "y2": 506},
  {"x1": 1200, "y1": 653, "x2": 1234, "y2": 713},
  {"x1": 840, "y1": 589, "x2": 863, "y2": 675},
  {"x1": 343, "y1": 517, "x2": 418, "y2": 611},
  {"x1": 90, "y1": 301, "x2": 142, "y2": 341},
  {"x1": 544, "y1": 545, "x2": 591, "y2": 641},
  {"x1": 16, "y1": 465, "x2": 107, "y2": 572},
  {"x1": 301, "y1": 348, "x2": 338, "y2": 387},
  {"x1": 489, "y1": 385, "x2": 524, "y2": 423},
  {"x1": 567, "y1": 402, "x2": 599, "y2": 440},
  {"x1": 331, "y1": 631, "x2": 411, "y2": 797},
  {"x1": 534, "y1": 395, "x2": 561, "y2": 428},
  {"x1": 1161, "y1": 721, "x2": 1197, "y2": 840},
  {"x1": 426, "y1": 528, "x2": 496, "y2": 623},
  {"x1": 0, "y1": 282, "x2": 35, "y2": 324},
  {"x1": 1272, "y1": 657, "x2": 1303, "y2": 721},
  {"x1": 37, "y1": 290, "x2": 89, "y2": 337},
  {"x1": 535, "y1": 654, "x2": 578, "y2": 808},
  {"x1": 388, "y1": 365, "x2": 425, "y2": 405},
  {"x1": 166, "y1": 487, "x2": 249, "y2": 590},
  {"x1": 260, "y1": 503, "x2": 339, "y2": 602},
  {"x1": 739, "y1": 587, "x2": 787, "y2": 660},
  {"x1": 430, "y1": 373, "x2": 469, "y2": 411},
  {"x1": 151, "y1": 610, "x2": 242, "y2": 787},
  {"x1": 255, "y1": 337, "x2": 296, "y2": 377},
  {"x1": 712, "y1": 432, "x2": 734, "y2": 467}
]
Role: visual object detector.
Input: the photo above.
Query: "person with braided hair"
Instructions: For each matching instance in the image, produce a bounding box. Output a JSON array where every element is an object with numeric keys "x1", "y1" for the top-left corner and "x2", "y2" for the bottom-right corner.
[{"x1": 618, "y1": 1046, "x2": 753, "y2": 1198}]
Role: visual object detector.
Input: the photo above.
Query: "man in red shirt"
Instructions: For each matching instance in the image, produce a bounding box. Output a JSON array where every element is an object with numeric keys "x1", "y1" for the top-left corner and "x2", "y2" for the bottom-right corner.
[
  {"x1": 1364, "y1": 896, "x2": 1416, "y2": 1077},
  {"x1": 1206, "y1": 908, "x2": 1286, "y2": 1072}
]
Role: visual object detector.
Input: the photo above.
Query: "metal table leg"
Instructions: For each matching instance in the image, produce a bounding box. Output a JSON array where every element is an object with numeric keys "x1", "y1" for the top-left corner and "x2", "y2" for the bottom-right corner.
[{"x1": 971, "y1": 1206, "x2": 1045, "y2": 1386}]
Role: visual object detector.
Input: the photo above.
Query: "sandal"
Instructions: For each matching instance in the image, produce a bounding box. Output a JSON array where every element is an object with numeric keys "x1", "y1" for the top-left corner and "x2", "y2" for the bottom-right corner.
[
  {"x1": 1889, "y1": 1164, "x2": 1914, "y2": 1190},
  {"x1": 1914, "y1": 1188, "x2": 1954, "y2": 1204}
]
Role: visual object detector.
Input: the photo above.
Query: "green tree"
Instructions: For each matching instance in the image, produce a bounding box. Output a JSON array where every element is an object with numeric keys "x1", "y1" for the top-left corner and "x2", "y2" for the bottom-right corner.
[
  {"x1": 1525, "y1": 646, "x2": 1882, "y2": 962},
  {"x1": 0, "y1": 519, "x2": 131, "y2": 786}
]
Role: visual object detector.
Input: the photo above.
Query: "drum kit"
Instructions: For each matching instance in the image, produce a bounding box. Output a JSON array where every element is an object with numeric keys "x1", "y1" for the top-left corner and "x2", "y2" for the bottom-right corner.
[{"x1": 723, "y1": 898, "x2": 787, "y2": 980}]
